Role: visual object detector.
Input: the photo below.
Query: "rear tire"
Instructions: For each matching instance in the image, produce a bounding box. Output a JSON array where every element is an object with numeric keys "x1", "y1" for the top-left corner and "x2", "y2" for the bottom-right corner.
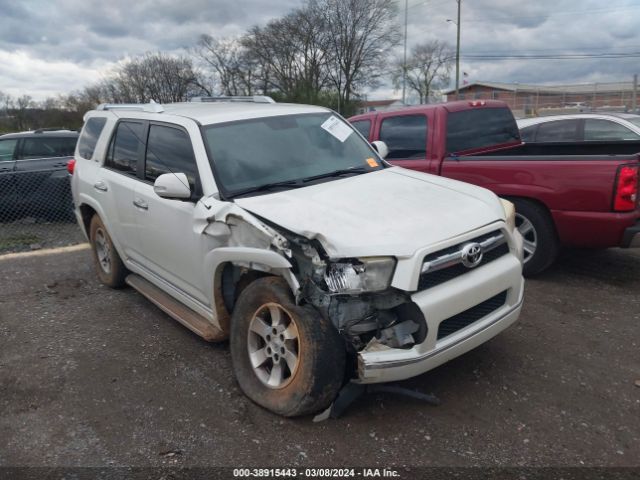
[
  {"x1": 230, "y1": 277, "x2": 345, "y2": 417},
  {"x1": 89, "y1": 215, "x2": 128, "y2": 288},
  {"x1": 511, "y1": 198, "x2": 559, "y2": 276}
]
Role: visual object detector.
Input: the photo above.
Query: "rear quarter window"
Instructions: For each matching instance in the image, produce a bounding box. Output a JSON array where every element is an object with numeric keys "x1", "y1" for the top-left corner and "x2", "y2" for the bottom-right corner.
[
  {"x1": 78, "y1": 117, "x2": 107, "y2": 159},
  {"x1": 446, "y1": 107, "x2": 519, "y2": 153}
]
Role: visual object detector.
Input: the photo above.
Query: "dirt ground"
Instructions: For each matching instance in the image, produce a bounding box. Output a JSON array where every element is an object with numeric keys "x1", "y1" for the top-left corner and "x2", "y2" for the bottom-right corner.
[{"x1": 0, "y1": 246, "x2": 638, "y2": 472}]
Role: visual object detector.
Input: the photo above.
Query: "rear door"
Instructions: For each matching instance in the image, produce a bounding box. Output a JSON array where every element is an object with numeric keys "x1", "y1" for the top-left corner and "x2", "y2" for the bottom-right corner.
[
  {"x1": 374, "y1": 112, "x2": 431, "y2": 173},
  {"x1": 0, "y1": 138, "x2": 18, "y2": 219},
  {"x1": 99, "y1": 120, "x2": 145, "y2": 260}
]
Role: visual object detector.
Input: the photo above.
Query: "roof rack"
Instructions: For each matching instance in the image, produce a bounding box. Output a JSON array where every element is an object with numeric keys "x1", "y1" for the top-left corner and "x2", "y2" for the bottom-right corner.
[
  {"x1": 33, "y1": 127, "x2": 75, "y2": 134},
  {"x1": 189, "y1": 96, "x2": 276, "y2": 104},
  {"x1": 97, "y1": 100, "x2": 164, "y2": 113}
]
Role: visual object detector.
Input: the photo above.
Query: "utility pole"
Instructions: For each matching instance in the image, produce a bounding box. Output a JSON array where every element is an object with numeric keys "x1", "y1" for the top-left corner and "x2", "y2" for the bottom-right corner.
[
  {"x1": 633, "y1": 74, "x2": 638, "y2": 112},
  {"x1": 455, "y1": 0, "x2": 461, "y2": 100},
  {"x1": 402, "y1": 0, "x2": 408, "y2": 104}
]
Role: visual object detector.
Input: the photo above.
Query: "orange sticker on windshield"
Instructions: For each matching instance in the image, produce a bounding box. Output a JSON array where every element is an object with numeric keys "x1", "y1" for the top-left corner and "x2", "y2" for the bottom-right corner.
[{"x1": 366, "y1": 157, "x2": 379, "y2": 167}]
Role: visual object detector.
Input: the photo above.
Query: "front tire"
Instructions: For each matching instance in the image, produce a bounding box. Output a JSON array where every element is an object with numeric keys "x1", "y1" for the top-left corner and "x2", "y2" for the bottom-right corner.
[
  {"x1": 89, "y1": 215, "x2": 128, "y2": 288},
  {"x1": 512, "y1": 198, "x2": 559, "y2": 276},
  {"x1": 230, "y1": 277, "x2": 345, "y2": 417}
]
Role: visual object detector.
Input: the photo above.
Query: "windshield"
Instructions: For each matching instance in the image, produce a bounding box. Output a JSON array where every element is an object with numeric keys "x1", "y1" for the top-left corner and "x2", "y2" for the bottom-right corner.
[{"x1": 202, "y1": 112, "x2": 383, "y2": 197}]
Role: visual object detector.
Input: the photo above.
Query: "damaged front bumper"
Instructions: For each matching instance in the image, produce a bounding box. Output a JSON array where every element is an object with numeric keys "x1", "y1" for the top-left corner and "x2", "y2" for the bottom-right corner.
[{"x1": 356, "y1": 253, "x2": 524, "y2": 384}]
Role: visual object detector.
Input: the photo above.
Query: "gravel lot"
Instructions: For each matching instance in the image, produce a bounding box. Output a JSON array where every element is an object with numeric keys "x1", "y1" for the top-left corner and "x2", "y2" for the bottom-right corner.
[{"x1": 0, "y1": 246, "x2": 638, "y2": 473}]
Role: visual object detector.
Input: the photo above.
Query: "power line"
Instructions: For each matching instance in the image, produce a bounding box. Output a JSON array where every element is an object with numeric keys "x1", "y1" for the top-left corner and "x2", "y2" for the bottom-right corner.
[
  {"x1": 464, "y1": 4, "x2": 640, "y2": 23},
  {"x1": 463, "y1": 52, "x2": 640, "y2": 60}
]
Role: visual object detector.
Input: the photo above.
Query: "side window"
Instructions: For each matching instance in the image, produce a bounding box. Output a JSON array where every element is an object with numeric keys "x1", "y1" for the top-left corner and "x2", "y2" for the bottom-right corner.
[
  {"x1": 584, "y1": 119, "x2": 640, "y2": 141},
  {"x1": 145, "y1": 125, "x2": 198, "y2": 190},
  {"x1": 78, "y1": 118, "x2": 107, "y2": 159},
  {"x1": 379, "y1": 115, "x2": 427, "y2": 159},
  {"x1": 105, "y1": 121, "x2": 144, "y2": 175},
  {"x1": 519, "y1": 125, "x2": 537, "y2": 142},
  {"x1": 19, "y1": 137, "x2": 77, "y2": 159},
  {"x1": 0, "y1": 139, "x2": 18, "y2": 161},
  {"x1": 351, "y1": 120, "x2": 371, "y2": 139},
  {"x1": 535, "y1": 120, "x2": 579, "y2": 142}
]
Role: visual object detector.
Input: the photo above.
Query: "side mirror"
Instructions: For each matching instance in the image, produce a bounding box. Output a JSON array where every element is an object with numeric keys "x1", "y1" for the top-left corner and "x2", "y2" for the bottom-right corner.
[
  {"x1": 371, "y1": 140, "x2": 389, "y2": 159},
  {"x1": 153, "y1": 173, "x2": 191, "y2": 200}
]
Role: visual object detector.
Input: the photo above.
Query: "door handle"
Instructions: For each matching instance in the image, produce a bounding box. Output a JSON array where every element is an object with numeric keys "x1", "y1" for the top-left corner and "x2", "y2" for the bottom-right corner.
[
  {"x1": 93, "y1": 181, "x2": 108, "y2": 192},
  {"x1": 133, "y1": 198, "x2": 148, "y2": 210}
]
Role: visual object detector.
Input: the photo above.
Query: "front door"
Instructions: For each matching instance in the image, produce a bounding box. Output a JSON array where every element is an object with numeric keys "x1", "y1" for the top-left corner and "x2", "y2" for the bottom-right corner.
[{"x1": 132, "y1": 123, "x2": 209, "y2": 304}]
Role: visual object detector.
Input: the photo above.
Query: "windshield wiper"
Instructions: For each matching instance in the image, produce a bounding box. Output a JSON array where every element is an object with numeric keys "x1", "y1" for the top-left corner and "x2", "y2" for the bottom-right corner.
[
  {"x1": 230, "y1": 179, "x2": 304, "y2": 198},
  {"x1": 302, "y1": 166, "x2": 370, "y2": 183}
]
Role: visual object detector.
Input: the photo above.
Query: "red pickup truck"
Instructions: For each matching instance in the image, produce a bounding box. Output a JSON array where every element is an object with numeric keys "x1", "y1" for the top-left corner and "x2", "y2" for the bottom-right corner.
[{"x1": 349, "y1": 100, "x2": 640, "y2": 275}]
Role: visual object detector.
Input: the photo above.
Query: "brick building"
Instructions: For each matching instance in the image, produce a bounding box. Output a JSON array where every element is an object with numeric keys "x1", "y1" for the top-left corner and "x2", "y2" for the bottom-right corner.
[
  {"x1": 356, "y1": 99, "x2": 405, "y2": 114},
  {"x1": 443, "y1": 81, "x2": 639, "y2": 117}
]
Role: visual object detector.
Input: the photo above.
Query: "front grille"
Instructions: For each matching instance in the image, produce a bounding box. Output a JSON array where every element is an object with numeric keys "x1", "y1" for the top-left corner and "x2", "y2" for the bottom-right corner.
[
  {"x1": 437, "y1": 290, "x2": 508, "y2": 340},
  {"x1": 418, "y1": 230, "x2": 509, "y2": 291}
]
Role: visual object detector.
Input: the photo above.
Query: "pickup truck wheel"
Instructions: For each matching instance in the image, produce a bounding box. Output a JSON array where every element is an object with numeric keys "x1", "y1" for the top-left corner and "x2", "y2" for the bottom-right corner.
[
  {"x1": 230, "y1": 277, "x2": 345, "y2": 417},
  {"x1": 512, "y1": 199, "x2": 559, "y2": 276},
  {"x1": 89, "y1": 215, "x2": 127, "y2": 288}
]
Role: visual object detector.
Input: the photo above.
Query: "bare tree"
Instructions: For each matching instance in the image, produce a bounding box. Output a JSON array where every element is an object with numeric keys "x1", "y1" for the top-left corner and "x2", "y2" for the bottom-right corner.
[
  {"x1": 101, "y1": 52, "x2": 206, "y2": 103},
  {"x1": 394, "y1": 40, "x2": 453, "y2": 104},
  {"x1": 194, "y1": 35, "x2": 261, "y2": 96},
  {"x1": 242, "y1": 8, "x2": 332, "y2": 103},
  {"x1": 315, "y1": 0, "x2": 401, "y2": 113},
  {"x1": 14, "y1": 95, "x2": 34, "y2": 130}
]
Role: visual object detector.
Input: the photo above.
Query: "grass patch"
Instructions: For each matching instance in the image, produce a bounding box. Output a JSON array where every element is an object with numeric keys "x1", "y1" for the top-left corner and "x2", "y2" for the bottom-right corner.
[{"x1": 0, "y1": 234, "x2": 42, "y2": 251}]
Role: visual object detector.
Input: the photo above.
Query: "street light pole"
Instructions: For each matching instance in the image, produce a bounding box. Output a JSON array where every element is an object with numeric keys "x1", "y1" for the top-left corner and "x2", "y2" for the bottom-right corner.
[
  {"x1": 402, "y1": 0, "x2": 408, "y2": 104},
  {"x1": 455, "y1": 0, "x2": 461, "y2": 100}
]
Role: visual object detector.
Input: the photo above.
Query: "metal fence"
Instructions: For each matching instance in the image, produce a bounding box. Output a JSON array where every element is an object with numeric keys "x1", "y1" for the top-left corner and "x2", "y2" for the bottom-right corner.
[
  {"x1": 453, "y1": 81, "x2": 640, "y2": 118},
  {"x1": 0, "y1": 169, "x2": 85, "y2": 255}
]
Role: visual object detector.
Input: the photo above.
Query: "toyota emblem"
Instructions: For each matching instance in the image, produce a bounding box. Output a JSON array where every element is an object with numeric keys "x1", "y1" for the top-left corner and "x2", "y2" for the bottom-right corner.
[{"x1": 461, "y1": 242, "x2": 483, "y2": 268}]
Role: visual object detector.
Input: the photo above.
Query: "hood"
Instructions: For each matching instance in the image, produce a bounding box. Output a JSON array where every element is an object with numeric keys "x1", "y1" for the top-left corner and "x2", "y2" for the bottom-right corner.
[{"x1": 234, "y1": 167, "x2": 505, "y2": 258}]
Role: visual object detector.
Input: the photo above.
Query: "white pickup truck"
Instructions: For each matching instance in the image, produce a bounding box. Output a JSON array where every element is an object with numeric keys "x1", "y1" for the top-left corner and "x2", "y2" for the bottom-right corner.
[{"x1": 71, "y1": 97, "x2": 525, "y2": 417}]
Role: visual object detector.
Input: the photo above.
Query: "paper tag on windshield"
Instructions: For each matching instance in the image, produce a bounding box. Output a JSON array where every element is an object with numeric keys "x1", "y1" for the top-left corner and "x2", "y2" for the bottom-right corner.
[{"x1": 321, "y1": 116, "x2": 353, "y2": 143}]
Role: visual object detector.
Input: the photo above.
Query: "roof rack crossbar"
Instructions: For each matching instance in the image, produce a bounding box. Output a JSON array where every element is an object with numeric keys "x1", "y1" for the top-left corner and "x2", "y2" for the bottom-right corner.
[
  {"x1": 33, "y1": 127, "x2": 74, "y2": 133},
  {"x1": 189, "y1": 96, "x2": 276, "y2": 104},
  {"x1": 97, "y1": 101, "x2": 164, "y2": 113}
]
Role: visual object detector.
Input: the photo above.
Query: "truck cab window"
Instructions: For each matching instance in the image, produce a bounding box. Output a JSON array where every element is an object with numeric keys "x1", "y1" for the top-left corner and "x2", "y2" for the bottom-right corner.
[
  {"x1": 379, "y1": 115, "x2": 427, "y2": 159},
  {"x1": 351, "y1": 120, "x2": 371, "y2": 139}
]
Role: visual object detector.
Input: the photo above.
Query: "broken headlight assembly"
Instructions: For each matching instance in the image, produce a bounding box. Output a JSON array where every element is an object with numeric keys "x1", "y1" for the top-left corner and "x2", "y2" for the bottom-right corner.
[{"x1": 324, "y1": 257, "x2": 396, "y2": 294}]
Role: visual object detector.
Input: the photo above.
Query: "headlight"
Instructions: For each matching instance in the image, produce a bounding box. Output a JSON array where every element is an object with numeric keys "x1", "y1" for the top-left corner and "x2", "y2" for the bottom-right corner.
[
  {"x1": 501, "y1": 199, "x2": 516, "y2": 231},
  {"x1": 324, "y1": 257, "x2": 396, "y2": 294}
]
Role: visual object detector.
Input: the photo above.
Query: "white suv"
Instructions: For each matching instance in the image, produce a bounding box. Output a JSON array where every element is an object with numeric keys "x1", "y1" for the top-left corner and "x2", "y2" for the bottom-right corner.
[{"x1": 71, "y1": 97, "x2": 525, "y2": 417}]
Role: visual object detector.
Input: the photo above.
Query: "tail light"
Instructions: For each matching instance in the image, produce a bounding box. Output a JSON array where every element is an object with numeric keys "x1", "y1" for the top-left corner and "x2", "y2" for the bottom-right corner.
[
  {"x1": 67, "y1": 158, "x2": 76, "y2": 175},
  {"x1": 613, "y1": 165, "x2": 639, "y2": 212}
]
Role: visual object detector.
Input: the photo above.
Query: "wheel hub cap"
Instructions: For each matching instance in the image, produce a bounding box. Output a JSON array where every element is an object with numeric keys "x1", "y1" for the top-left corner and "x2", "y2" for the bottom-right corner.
[
  {"x1": 515, "y1": 213, "x2": 538, "y2": 264},
  {"x1": 94, "y1": 228, "x2": 112, "y2": 274},
  {"x1": 247, "y1": 303, "x2": 300, "y2": 389}
]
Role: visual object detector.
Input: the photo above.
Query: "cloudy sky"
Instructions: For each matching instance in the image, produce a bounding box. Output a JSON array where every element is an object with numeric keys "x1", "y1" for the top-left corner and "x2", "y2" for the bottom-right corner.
[{"x1": 1, "y1": 0, "x2": 639, "y2": 101}]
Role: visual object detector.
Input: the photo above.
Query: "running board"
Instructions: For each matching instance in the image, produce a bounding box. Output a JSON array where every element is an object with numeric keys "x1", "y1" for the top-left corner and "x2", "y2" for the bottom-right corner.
[{"x1": 125, "y1": 274, "x2": 226, "y2": 342}]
